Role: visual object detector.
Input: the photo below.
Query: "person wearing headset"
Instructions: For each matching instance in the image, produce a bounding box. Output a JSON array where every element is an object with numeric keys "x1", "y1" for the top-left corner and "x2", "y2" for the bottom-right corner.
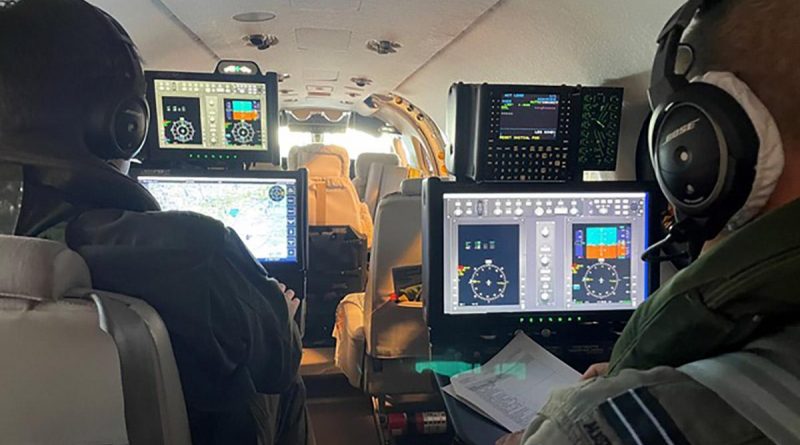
[
  {"x1": 500, "y1": 0, "x2": 800, "y2": 444},
  {"x1": 0, "y1": 1, "x2": 312, "y2": 444}
]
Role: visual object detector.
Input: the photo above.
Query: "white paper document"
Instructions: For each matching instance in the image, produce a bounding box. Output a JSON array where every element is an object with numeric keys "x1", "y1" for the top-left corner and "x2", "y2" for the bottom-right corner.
[{"x1": 445, "y1": 332, "x2": 580, "y2": 432}]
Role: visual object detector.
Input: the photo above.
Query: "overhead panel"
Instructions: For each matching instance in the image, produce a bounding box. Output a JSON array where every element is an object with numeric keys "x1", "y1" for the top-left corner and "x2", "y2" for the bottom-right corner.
[{"x1": 295, "y1": 28, "x2": 352, "y2": 51}]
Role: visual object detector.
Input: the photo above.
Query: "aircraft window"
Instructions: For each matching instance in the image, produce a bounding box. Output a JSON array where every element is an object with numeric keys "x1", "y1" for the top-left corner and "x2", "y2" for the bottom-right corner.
[{"x1": 319, "y1": 129, "x2": 395, "y2": 159}]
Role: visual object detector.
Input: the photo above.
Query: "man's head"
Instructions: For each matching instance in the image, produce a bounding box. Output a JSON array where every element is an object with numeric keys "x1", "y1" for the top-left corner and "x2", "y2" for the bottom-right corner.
[
  {"x1": 0, "y1": 0, "x2": 148, "y2": 161},
  {"x1": 685, "y1": 0, "x2": 800, "y2": 213}
]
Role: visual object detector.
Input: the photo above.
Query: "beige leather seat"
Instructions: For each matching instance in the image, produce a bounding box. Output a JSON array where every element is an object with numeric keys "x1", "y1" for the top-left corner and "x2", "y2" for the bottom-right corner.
[
  {"x1": 288, "y1": 144, "x2": 373, "y2": 245},
  {"x1": 0, "y1": 235, "x2": 191, "y2": 445},
  {"x1": 333, "y1": 179, "x2": 433, "y2": 395},
  {"x1": 363, "y1": 164, "x2": 409, "y2": 219},
  {"x1": 352, "y1": 153, "x2": 400, "y2": 200}
]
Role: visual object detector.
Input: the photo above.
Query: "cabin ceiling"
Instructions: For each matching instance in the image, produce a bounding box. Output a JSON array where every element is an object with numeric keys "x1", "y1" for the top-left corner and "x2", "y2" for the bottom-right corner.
[
  {"x1": 91, "y1": 0, "x2": 686, "y2": 176},
  {"x1": 90, "y1": 0, "x2": 499, "y2": 111}
]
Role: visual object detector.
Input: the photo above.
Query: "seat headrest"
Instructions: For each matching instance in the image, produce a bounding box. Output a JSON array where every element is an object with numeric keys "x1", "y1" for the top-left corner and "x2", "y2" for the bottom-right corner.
[
  {"x1": 0, "y1": 236, "x2": 91, "y2": 301},
  {"x1": 356, "y1": 153, "x2": 400, "y2": 179},
  {"x1": 401, "y1": 179, "x2": 423, "y2": 196},
  {"x1": 288, "y1": 144, "x2": 350, "y2": 177}
]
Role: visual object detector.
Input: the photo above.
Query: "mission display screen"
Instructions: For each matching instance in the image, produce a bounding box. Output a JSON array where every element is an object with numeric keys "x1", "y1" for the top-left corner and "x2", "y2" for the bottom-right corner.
[
  {"x1": 139, "y1": 176, "x2": 298, "y2": 263},
  {"x1": 442, "y1": 191, "x2": 649, "y2": 314},
  {"x1": 153, "y1": 78, "x2": 269, "y2": 152},
  {"x1": 498, "y1": 93, "x2": 560, "y2": 141}
]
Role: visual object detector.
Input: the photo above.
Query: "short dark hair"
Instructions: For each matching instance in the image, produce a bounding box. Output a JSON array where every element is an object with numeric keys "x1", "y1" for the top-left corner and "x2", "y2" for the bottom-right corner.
[
  {"x1": 685, "y1": 0, "x2": 800, "y2": 144},
  {"x1": 0, "y1": 0, "x2": 140, "y2": 134}
]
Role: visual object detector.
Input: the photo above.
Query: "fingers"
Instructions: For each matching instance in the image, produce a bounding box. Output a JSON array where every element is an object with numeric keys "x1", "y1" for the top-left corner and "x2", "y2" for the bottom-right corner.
[
  {"x1": 277, "y1": 281, "x2": 287, "y2": 293},
  {"x1": 284, "y1": 289, "x2": 296, "y2": 301},
  {"x1": 581, "y1": 362, "x2": 610, "y2": 381},
  {"x1": 496, "y1": 431, "x2": 524, "y2": 445}
]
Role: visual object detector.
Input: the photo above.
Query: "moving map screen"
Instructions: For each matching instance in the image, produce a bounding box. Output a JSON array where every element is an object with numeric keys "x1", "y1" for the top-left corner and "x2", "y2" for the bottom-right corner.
[{"x1": 140, "y1": 176, "x2": 299, "y2": 263}]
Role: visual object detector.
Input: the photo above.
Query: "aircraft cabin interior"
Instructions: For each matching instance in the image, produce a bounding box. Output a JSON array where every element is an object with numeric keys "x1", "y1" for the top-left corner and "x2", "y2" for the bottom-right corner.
[{"x1": 3, "y1": 0, "x2": 798, "y2": 444}]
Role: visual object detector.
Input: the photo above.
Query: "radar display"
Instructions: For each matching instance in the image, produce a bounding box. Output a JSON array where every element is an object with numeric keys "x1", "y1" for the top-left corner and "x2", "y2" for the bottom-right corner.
[
  {"x1": 571, "y1": 224, "x2": 632, "y2": 304},
  {"x1": 457, "y1": 225, "x2": 520, "y2": 307},
  {"x1": 162, "y1": 97, "x2": 203, "y2": 145},
  {"x1": 577, "y1": 88, "x2": 623, "y2": 170},
  {"x1": 224, "y1": 99, "x2": 263, "y2": 147},
  {"x1": 144, "y1": 179, "x2": 298, "y2": 263}
]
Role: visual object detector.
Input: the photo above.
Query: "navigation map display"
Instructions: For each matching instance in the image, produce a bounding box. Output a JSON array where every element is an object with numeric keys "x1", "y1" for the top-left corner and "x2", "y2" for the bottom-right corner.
[
  {"x1": 442, "y1": 191, "x2": 649, "y2": 314},
  {"x1": 139, "y1": 176, "x2": 299, "y2": 263},
  {"x1": 153, "y1": 79, "x2": 268, "y2": 152}
]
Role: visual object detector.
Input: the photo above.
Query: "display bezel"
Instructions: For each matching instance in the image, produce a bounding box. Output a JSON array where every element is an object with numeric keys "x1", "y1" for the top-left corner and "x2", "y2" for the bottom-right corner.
[
  {"x1": 422, "y1": 178, "x2": 664, "y2": 344},
  {"x1": 136, "y1": 168, "x2": 308, "y2": 268},
  {"x1": 144, "y1": 70, "x2": 280, "y2": 165}
]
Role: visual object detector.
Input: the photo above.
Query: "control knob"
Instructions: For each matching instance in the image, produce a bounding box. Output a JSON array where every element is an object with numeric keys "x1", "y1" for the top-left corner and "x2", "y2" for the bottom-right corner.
[
  {"x1": 534, "y1": 207, "x2": 545, "y2": 217},
  {"x1": 540, "y1": 256, "x2": 550, "y2": 266}
]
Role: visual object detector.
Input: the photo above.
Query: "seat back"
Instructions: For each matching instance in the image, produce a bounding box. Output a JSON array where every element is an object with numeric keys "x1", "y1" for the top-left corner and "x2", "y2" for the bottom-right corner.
[
  {"x1": 0, "y1": 236, "x2": 190, "y2": 445},
  {"x1": 288, "y1": 144, "x2": 373, "y2": 245},
  {"x1": 364, "y1": 164, "x2": 409, "y2": 219},
  {"x1": 363, "y1": 179, "x2": 428, "y2": 359},
  {"x1": 353, "y1": 153, "x2": 400, "y2": 200}
]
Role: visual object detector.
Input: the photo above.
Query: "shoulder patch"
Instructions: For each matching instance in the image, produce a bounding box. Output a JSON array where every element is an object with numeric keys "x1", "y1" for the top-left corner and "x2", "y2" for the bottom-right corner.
[{"x1": 598, "y1": 388, "x2": 690, "y2": 445}]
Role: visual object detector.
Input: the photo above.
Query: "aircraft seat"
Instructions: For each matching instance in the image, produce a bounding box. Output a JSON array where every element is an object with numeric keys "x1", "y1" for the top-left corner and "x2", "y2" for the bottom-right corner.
[
  {"x1": 353, "y1": 153, "x2": 400, "y2": 200},
  {"x1": 0, "y1": 235, "x2": 191, "y2": 445},
  {"x1": 288, "y1": 144, "x2": 373, "y2": 245},
  {"x1": 363, "y1": 163, "x2": 409, "y2": 219},
  {"x1": 333, "y1": 179, "x2": 433, "y2": 395}
]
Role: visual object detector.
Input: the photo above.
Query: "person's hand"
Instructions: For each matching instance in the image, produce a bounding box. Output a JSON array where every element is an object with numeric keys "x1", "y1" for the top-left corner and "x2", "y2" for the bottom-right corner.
[
  {"x1": 495, "y1": 431, "x2": 525, "y2": 445},
  {"x1": 581, "y1": 362, "x2": 610, "y2": 380},
  {"x1": 278, "y1": 282, "x2": 300, "y2": 319}
]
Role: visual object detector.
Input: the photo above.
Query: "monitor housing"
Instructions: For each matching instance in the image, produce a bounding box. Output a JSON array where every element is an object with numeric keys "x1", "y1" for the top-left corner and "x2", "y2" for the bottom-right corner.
[
  {"x1": 423, "y1": 178, "x2": 662, "y2": 346},
  {"x1": 144, "y1": 70, "x2": 280, "y2": 166}
]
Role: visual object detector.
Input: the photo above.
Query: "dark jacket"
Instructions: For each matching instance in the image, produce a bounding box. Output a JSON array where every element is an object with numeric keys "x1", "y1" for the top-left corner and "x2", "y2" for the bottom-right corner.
[{"x1": 65, "y1": 208, "x2": 302, "y2": 412}]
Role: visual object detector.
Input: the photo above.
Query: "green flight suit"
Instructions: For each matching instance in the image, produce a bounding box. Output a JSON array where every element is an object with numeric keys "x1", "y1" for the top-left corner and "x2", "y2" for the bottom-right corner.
[{"x1": 522, "y1": 198, "x2": 800, "y2": 445}]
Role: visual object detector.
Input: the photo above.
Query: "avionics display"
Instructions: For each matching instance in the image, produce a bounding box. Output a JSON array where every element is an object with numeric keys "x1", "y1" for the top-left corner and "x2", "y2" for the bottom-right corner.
[
  {"x1": 442, "y1": 191, "x2": 648, "y2": 314},
  {"x1": 139, "y1": 175, "x2": 299, "y2": 263},
  {"x1": 153, "y1": 79, "x2": 267, "y2": 151},
  {"x1": 498, "y1": 93, "x2": 560, "y2": 141}
]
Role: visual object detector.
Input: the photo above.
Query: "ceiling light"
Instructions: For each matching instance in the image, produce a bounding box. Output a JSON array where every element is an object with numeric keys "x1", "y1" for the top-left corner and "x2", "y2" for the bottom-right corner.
[
  {"x1": 233, "y1": 11, "x2": 277, "y2": 23},
  {"x1": 0, "y1": 0, "x2": 21, "y2": 8},
  {"x1": 366, "y1": 39, "x2": 402, "y2": 55}
]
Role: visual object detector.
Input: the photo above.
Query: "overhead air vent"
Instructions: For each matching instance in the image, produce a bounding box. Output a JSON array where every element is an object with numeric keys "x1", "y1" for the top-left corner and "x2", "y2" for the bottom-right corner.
[
  {"x1": 366, "y1": 39, "x2": 402, "y2": 55},
  {"x1": 350, "y1": 77, "x2": 373, "y2": 88},
  {"x1": 0, "y1": 0, "x2": 21, "y2": 8},
  {"x1": 278, "y1": 73, "x2": 292, "y2": 83},
  {"x1": 243, "y1": 34, "x2": 279, "y2": 51},
  {"x1": 232, "y1": 11, "x2": 276, "y2": 23}
]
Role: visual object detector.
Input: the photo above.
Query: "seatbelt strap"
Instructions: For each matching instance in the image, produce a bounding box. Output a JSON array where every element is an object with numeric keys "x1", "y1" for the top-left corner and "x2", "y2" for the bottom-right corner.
[
  {"x1": 86, "y1": 292, "x2": 167, "y2": 445},
  {"x1": 679, "y1": 352, "x2": 800, "y2": 445}
]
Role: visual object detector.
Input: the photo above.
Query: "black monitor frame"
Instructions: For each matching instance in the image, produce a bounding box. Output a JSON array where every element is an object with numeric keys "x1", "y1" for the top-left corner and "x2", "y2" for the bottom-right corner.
[
  {"x1": 143, "y1": 70, "x2": 280, "y2": 166},
  {"x1": 136, "y1": 168, "x2": 308, "y2": 269},
  {"x1": 422, "y1": 177, "x2": 664, "y2": 346}
]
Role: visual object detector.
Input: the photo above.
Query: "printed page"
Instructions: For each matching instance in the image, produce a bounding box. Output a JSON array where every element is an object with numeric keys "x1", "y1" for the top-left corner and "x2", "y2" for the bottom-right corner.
[{"x1": 449, "y1": 332, "x2": 580, "y2": 432}]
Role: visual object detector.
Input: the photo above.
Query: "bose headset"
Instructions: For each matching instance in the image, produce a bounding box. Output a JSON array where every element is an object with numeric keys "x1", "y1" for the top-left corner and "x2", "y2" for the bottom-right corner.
[
  {"x1": 83, "y1": 3, "x2": 150, "y2": 161},
  {"x1": 644, "y1": 0, "x2": 763, "y2": 262}
]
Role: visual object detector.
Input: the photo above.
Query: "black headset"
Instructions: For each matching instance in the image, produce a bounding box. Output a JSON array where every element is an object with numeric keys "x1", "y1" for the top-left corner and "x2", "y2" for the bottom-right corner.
[
  {"x1": 646, "y1": 0, "x2": 760, "y2": 260},
  {"x1": 83, "y1": 4, "x2": 150, "y2": 161}
]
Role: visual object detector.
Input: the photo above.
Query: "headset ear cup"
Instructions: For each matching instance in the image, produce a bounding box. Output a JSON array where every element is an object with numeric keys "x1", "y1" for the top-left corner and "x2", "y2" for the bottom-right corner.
[
  {"x1": 650, "y1": 82, "x2": 759, "y2": 238},
  {"x1": 112, "y1": 96, "x2": 149, "y2": 159},
  {"x1": 85, "y1": 95, "x2": 149, "y2": 160}
]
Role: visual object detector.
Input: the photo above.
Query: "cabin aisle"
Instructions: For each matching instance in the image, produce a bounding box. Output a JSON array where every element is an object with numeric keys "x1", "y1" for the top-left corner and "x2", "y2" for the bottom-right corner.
[{"x1": 302, "y1": 348, "x2": 383, "y2": 445}]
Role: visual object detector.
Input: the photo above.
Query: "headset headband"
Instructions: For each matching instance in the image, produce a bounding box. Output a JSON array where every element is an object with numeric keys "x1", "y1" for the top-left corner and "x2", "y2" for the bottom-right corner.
[{"x1": 649, "y1": 0, "x2": 720, "y2": 107}]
